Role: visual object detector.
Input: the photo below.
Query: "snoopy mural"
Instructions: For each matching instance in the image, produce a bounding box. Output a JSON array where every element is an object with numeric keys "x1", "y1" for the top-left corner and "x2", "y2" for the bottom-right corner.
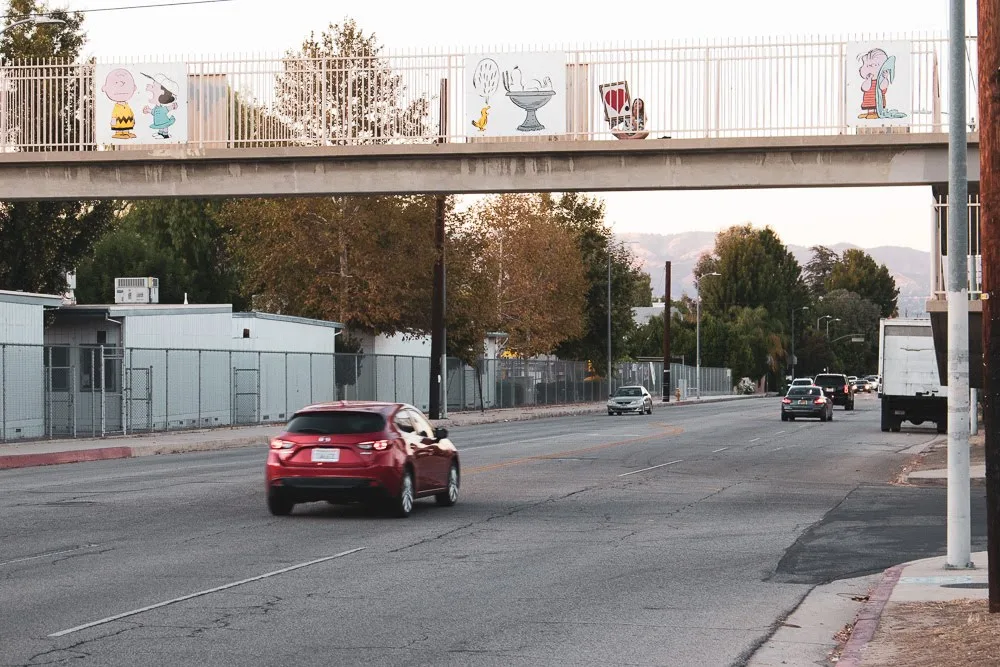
[
  {"x1": 465, "y1": 52, "x2": 566, "y2": 138},
  {"x1": 846, "y1": 42, "x2": 911, "y2": 127}
]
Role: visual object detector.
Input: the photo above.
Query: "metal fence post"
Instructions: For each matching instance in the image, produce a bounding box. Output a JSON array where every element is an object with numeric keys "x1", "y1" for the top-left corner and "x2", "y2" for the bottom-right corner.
[
  {"x1": 1, "y1": 343, "x2": 7, "y2": 442},
  {"x1": 393, "y1": 355, "x2": 398, "y2": 403},
  {"x1": 284, "y1": 352, "x2": 288, "y2": 416},
  {"x1": 257, "y1": 351, "x2": 262, "y2": 423},
  {"x1": 197, "y1": 350, "x2": 202, "y2": 428},
  {"x1": 164, "y1": 348, "x2": 169, "y2": 430},
  {"x1": 411, "y1": 356, "x2": 416, "y2": 406},
  {"x1": 309, "y1": 352, "x2": 314, "y2": 404},
  {"x1": 100, "y1": 344, "x2": 106, "y2": 437},
  {"x1": 46, "y1": 347, "x2": 52, "y2": 439}
]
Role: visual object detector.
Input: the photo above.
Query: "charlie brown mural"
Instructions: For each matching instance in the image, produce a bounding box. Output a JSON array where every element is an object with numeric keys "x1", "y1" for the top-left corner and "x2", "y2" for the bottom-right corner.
[{"x1": 101, "y1": 68, "x2": 137, "y2": 139}]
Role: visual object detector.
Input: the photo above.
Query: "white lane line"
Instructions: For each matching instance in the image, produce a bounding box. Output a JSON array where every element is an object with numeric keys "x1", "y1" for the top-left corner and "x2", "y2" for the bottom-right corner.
[
  {"x1": 464, "y1": 433, "x2": 589, "y2": 451},
  {"x1": 0, "y1": 544, "x2": 99, "y2": 567},
  {"x1": 712, "y1": 447, "x2": 729, "y2": 453},
  {"x1": 618, "y1": 460, "x2": 683, "y2": 477},
  {"x1": 749, "y1": 438, "x2": 760, "y2": 443},
  {"x1": 49, "y1": 547, "x2": 366, "y2": 638},
  {"x1": 775, "y1": 430, "x2": 786, "y2": 435}
]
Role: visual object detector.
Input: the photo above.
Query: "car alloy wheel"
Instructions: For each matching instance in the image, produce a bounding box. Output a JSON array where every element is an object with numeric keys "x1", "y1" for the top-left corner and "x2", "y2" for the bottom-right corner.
[
  {"x1": 393, "y1": 471, "x2": 414, "y2": 518},
  {"x1": 437, "y1": 464, "x2": 459, "y2": 507}
]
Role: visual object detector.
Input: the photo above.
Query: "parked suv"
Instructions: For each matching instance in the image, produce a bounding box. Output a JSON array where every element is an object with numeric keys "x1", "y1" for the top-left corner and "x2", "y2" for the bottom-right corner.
[{"x1": 813, "y1": 373, "x2": 854, "y2": 409}]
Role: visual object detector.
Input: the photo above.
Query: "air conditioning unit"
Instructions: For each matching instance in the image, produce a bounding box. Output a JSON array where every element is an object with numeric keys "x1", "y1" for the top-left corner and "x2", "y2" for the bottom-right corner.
[{"x1": 114, "y1": 277, "x2": 159, "y2": 304}]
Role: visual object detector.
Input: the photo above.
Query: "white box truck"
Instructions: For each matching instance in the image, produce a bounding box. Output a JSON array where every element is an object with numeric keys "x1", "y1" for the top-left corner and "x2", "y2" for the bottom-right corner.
[{"x1": 878, "y1": 318, "x2": 947, "y2": 433}]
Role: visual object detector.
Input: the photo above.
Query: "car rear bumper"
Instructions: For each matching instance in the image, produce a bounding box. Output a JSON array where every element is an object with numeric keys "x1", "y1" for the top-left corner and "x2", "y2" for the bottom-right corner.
[
  {"x1": 266, "y1": 459, "x2": 402, "y2": 502},
  {"x1": 609, "y1": 404, "x2": 645, "y2": 412},
  {"x1": 782, "y1": 407, "x2": 825, "y2": 418}
]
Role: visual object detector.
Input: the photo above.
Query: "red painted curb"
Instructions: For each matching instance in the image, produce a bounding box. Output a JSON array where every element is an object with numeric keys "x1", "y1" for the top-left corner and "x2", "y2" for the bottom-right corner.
[
  {"x1": 0, "y1": 446, "x2": 133, "y2": 470},
  {"x1": 837, "y1": 564, "x2": 905, "y2": 667}
]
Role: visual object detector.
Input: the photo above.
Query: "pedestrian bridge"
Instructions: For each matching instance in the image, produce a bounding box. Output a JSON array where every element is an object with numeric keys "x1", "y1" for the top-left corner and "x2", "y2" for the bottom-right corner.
[{"x1": 0, "y1": 34, "x2": 980, "y2": 199}]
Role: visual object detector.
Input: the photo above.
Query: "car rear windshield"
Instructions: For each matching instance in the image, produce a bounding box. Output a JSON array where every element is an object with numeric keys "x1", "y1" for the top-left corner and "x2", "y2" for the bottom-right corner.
[
  {"x1": 787, "y1": 387, "x2": 820, "y2": 397},
  {"x1": 813, "y1": 375, "x2": 846, "y2": 387},
  {"x1": 615, "y1": 387, "x2": 642, "y2": 397},
  {"x1": 285, "y1": 411, "x2": 387, "y2": 435}
]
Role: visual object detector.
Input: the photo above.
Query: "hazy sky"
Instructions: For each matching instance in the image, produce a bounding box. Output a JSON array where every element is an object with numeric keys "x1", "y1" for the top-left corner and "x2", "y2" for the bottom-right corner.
[{"x1": 52, "y1": 0, "x2": 980, "y2": 252}]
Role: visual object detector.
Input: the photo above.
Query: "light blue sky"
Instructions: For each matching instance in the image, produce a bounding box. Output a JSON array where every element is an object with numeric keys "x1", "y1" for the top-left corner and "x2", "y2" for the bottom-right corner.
[{"x1": 60, "y1": 0, "x2": 980, "y2": 251}]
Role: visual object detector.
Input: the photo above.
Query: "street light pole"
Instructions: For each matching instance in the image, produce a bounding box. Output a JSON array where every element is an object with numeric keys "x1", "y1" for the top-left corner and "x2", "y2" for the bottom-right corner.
[
  {"x1": 817, "y1": 314, "x2": 832, "y2": 331},
  {"x1": 791, "y1": 306, "x2": 808, "y2": 379},
  {"x1": 826, "y1": 317, "x2": 841, "y2": 338},
  {"x1": 607, "y1": 250, "x2": 612, "y2": 397}
]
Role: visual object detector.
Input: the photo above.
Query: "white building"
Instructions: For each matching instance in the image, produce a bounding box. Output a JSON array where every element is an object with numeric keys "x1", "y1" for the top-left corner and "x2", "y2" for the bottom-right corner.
[{"x1": 0, "y1": 290, "x2": 63, "y2": 439}]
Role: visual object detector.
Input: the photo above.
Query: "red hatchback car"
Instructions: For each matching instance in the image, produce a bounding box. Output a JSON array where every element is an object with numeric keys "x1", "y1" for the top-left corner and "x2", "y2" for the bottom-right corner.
[{"x1": 265, "y1": 402, "x2": 460, "y2": 518}]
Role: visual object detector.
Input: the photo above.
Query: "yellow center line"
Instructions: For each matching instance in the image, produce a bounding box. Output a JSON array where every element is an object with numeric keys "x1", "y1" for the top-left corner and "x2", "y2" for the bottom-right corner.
[{"x1": 463, "y1": 425, "x2": 685, "y2": 476}]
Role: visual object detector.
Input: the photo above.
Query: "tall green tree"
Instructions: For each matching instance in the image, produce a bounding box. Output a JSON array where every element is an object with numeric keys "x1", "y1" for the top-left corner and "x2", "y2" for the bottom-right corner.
[
  {"x1": 0, "y1": 1, "x2": 117, "y2": 294},
  {"x1": 813, "y1": 288, "x2": 882, "y2": 375},
  {"x1": 551, "y1": 193, "x2": 648, "y2": 373},
  {"x1": 695, "y1": 224, "x2": 808, "y2": 322},
  {"x1": 826, "y1": 248, "x2": 899, "y2": 318},
  {"x1": 75, "y1": 200, "x2": 245, "y2": 306},
  {"x1": 803, "y1": 245, "x2": 839, "y2": 298}
]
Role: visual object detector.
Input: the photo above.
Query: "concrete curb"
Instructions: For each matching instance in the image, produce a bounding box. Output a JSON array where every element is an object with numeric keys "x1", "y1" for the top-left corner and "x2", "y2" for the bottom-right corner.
[
  {"x1": 837, "y1": 564, "x2": 905, "y2": 667},
  {"x1": 0, "y1": 446, "x2": 133, "y2": 470},
  {"x1": 0, "y1": 393, "x2": 770, "y2": 470}
]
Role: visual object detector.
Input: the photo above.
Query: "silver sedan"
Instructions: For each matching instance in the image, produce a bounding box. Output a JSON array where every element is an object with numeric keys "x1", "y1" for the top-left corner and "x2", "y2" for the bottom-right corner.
[{"x1": 608, "y1": 386, "x2": 653, "y2": 415}]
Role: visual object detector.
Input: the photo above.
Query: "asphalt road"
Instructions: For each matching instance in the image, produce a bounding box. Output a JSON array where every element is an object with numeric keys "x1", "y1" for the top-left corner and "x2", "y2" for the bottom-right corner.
[{"x1": 0, "y1": 393, "x2": 978, "y2": 667}]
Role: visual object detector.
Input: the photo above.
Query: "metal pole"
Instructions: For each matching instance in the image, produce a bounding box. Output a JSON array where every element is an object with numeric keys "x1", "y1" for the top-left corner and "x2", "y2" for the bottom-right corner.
[
  {"x1": 663, "y1": 261, "x2": 672, "y2": 401},
  {"x1": 164, "y1": 349, "x2": 169, "y2": 431},
  {"x1": 696, "y1": 297, "x2": 701, "y2": 400},
  {"x1": 978, "y1": 0, "x2": 1000, "y2": 611},
  {"x1": 947, "y1": 0, "x2": 972, "y2": 569},
  {"x1": 430, "y1": 196, "x2": 445, "y2": 419},
  {"x1": 607, "y1": 248, "x2": 612, "y2": 395},
  {"x1": 791, "y1": 308, "x2": 796, "y2": 380}
]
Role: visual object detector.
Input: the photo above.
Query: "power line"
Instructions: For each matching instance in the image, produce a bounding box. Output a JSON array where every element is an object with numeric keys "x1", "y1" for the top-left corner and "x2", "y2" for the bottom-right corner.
[{"x1": 3, "y1": 0, "x2": 236, "y2": 21}]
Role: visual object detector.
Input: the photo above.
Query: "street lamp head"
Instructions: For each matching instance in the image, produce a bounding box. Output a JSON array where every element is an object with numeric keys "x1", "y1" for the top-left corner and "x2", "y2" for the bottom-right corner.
[{"x1": 3, "y1": 16, "x2": 66, "y2": 34}]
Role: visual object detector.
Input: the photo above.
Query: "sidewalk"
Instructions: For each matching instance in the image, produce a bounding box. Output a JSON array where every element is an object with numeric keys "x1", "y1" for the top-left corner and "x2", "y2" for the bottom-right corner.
[
  {"x1": 837, "y1": 551, "x2": 995, "y2": 666},
  {"x1": 0, "y1": 392, "x2": 766, "y2": 471}
]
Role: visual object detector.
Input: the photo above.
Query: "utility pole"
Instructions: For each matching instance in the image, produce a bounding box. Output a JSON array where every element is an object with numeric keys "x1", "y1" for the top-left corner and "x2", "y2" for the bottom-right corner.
[
  {"x1": 429, "y1": 78, "x2": 448, "y2": 420},
  {"x1": 978, "y1": 0, "x2": 1000, "y2": 611},
  {"x1": 662, "y1": 261, "x2": 671, "y2": 401},
  {"x1": 946, "y1": 0, "x2": 972, "y2": 569}
]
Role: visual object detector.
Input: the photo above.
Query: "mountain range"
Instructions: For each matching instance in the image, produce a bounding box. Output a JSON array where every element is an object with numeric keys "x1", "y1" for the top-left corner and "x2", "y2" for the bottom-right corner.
[{"x1": 617, "y1": 231, "x2": 931, "y2": 318}]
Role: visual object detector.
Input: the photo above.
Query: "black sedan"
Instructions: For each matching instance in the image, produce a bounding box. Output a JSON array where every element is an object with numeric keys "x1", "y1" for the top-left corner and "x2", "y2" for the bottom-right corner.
[{"x1": 781, "y1": 386, "x2": 834, "y2": 422}]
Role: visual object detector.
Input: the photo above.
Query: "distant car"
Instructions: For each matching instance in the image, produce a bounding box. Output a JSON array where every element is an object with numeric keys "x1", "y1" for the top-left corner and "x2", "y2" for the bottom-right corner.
[
  {"x1": 265, "y1": 401, "x2": 460, "y2": 518},
  {"x1": 608, "y1": 386, "x2": 653, "y2": 415},
  {"x1": 790, "y1": 377, "x2": 814, "y2": 387},
  {"x1": 813, "y1": 373, "x2": 855, "y2": 410},
  {"x1": 781, "y1": 385, "x2": 833, "y2": 422},
  {"x1": 852, "y1": 378, "x2": 872, "y2": 393},
  {"x1": 865, "y1": 375, "x2": 881, "y2": 392}
]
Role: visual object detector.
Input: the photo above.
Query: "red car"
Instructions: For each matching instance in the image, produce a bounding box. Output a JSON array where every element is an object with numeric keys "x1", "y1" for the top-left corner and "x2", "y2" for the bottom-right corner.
[{"x1": 265, "y1": 401, "x2": 460, "y2": 518}]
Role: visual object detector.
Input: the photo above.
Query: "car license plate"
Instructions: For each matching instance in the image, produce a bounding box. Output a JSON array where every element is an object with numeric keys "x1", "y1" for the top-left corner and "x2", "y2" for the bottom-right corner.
[
  {"x1": 798, "y1": 400, "x2": 807, "y2": 404},
  {"x1": 311, "y1": 448, "x2": 340, "y2": 463}
]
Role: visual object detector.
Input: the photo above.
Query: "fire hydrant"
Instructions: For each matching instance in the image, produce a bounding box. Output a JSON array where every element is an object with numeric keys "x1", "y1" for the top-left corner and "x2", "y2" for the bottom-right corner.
[{"x1": 674, "y1": 387, "x2": 681, "y2": 401}]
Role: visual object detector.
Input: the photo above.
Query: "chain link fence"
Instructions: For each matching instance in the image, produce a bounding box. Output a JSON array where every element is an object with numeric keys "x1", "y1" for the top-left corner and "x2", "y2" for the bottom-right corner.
[{"x1": 0, "y1": 343, "x2": 733, "y2": 441}]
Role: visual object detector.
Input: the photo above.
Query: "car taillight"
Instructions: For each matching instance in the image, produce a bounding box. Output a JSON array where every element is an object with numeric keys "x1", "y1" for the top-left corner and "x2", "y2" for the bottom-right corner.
[
  {"x1": 814, "y1": 398, "x2": 825, "y2": 404},
  {"x1": 782, "y1": 398, "x2": 792, "y2": 404},
  {"x1": 358, "y1": 440, "x2": 391, "y2": 451},
  {"x1": 844, "y1": 385, "x2": 849, "y2": 393},
  {"x1": 270, "y1": 439, "x2": 295, "y2": 450}
]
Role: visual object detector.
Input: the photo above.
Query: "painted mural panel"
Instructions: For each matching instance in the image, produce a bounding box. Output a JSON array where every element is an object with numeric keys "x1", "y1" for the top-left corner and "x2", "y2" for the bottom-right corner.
[
  {"x1": 465, "y1": 52, "x2": 566, "y2": 137},
  {"x1": 845, "y1": 41, "x2": 912, "y2": 127},
  {"x1": 95, "y1": 63, "x2": 188, "y2": 145}
]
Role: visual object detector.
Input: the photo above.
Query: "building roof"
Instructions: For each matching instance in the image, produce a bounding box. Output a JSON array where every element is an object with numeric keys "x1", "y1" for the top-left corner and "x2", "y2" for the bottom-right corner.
[
  {"x1": 58, "y1": 304, "x2": 232, "y2": 317},
  {"x1": 0, "y1": 289, "x2": 63, "y2": 308},
  {"x1": 233, "y1": 311, "x2": 343, "y2": 329}
]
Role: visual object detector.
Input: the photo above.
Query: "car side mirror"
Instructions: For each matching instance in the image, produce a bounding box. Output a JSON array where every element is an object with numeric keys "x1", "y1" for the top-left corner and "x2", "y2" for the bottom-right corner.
[{"x1": 433, "y1": 427, "x2": 448, "y2": 441}]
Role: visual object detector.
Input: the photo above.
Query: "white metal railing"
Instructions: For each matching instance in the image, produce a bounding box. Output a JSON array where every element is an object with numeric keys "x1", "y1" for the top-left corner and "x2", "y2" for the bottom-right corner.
[
  {"x1": 931, "y1": 194, "x2": 982, "y2": 300},
  {"x1": 0, "y1": 34, "x2": 980, "y2": 152}
]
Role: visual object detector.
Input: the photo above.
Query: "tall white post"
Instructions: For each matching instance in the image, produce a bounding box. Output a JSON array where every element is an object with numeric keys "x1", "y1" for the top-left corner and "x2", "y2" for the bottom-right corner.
[
  {"x1": 696, "y1": 298, "x2": 701, "y2": 400},
  {"x1": 946, "y1": 0, "x2": 972, "y2": 569}
]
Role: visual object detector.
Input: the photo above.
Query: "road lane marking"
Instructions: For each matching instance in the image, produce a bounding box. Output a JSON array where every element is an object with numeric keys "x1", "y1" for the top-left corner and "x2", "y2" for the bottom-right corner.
[
  {"x1": 618, "y1": 460, "x2": 683, "y2": 477},
  {"x1": 48, "y1": 547, "x2": 366, "y2": 638},
  {"x1": 775, "y1": 430, "x2": 786, "y2": 435},
  {"x1": 749, "y1": 438, "x2": 760, "y2": 442},
  {"x1": 712, "y1": 447, "x2": 729, "y2": 453},
  {"x1": 0, "y1": 544, "x2": 99, "y2": 567},
  {"x1": 463, "y1": 425, "x2": 684, "y2": 476}
]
